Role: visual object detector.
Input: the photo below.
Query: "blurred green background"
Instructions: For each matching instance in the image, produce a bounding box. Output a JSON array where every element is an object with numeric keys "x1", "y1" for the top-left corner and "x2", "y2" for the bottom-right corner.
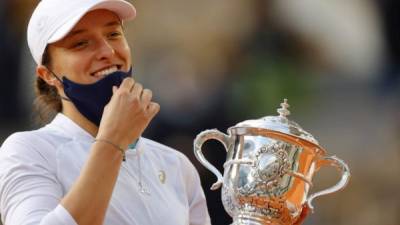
[{"x1": 1, "y1": 0, "x2": 399, "y2": 224}]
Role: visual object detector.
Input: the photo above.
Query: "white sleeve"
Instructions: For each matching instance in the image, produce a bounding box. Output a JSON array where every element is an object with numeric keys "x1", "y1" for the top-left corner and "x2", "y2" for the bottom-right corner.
[
  {"x1": 0, "y1": 134, "x2": 77, "y2": 225},
  {"x1": 40, "y1": 205, "x2": 77, "y2": 225},
  {"x1": 180, "y1": 155, "x2": 212, "y2": 225}
]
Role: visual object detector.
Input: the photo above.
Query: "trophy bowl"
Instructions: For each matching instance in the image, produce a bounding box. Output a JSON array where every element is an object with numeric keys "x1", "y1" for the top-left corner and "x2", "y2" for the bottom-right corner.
[{"x1": 194, "y1": 99, "x2": 350, "y2": 225}]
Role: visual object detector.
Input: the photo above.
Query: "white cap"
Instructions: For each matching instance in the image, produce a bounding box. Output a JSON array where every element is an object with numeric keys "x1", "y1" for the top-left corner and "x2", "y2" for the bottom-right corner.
[{"x1": 27, "y1": 0, "x2": 136, "y2": 65}]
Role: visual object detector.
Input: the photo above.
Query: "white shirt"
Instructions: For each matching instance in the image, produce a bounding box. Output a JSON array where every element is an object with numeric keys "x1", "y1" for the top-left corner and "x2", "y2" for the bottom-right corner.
[{"x1": 0, "y1": 113, "x2": 211, "y2": 225}]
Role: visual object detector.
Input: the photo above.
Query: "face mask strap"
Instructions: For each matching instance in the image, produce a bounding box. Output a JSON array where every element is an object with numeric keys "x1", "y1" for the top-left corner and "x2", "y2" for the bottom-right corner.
[
  {"x1": 47, "y1": 69, "x2": 71, "y2": 102},
  {"x1": 48, "y1": 69, "x2": 63, "y2": 83}
]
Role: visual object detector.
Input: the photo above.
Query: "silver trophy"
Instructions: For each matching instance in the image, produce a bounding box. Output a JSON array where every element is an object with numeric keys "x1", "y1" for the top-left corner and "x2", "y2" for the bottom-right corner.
[{"x1": 194, "y1": 99, "x2": 350, "y2": 225}]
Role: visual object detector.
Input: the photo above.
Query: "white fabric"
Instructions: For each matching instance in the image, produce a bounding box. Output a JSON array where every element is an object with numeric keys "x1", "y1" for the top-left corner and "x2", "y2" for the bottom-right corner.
[
  {"x1": 0, "y1": 113, "x2": 211, "y2": 225},
  {"x1": 27, "y1": 0, "x2": 136, "y2": 65}
]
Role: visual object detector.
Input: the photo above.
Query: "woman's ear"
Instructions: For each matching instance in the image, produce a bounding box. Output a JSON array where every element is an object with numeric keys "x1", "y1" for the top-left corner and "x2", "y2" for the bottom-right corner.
[{"x1": 36, "y1": 65, "x2": 62, "y2": 89}]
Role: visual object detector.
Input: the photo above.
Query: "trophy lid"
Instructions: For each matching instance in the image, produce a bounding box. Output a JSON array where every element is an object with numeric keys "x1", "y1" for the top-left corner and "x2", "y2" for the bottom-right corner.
[{"x1": 232, "y1": 99, "x2": 319, "y2": 145}]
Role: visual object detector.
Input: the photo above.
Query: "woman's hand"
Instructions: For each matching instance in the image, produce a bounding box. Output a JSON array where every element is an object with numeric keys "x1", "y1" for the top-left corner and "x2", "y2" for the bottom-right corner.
[
  {"x1": 97, "y1": 77, "x2": 160, "y2": 148},
  {"x1": 293, "y1": 205, "x2": 310, "y2": 225}
]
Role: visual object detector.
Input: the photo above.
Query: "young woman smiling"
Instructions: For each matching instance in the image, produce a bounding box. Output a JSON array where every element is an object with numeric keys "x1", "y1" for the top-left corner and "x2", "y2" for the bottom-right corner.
[{"x1": 0, "y1": 1, "x2": 211, "y2": 225}]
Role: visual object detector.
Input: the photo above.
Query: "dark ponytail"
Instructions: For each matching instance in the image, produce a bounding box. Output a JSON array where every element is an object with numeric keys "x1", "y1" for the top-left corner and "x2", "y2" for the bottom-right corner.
[{"x1": 33, "y1": 47, "x2": 62, "y2": 124}]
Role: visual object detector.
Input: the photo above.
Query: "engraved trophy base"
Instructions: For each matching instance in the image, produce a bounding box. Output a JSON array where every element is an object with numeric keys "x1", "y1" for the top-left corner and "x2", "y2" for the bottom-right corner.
[{"x1": 231, "y1": 213, "x2": 285, "y2": 225}]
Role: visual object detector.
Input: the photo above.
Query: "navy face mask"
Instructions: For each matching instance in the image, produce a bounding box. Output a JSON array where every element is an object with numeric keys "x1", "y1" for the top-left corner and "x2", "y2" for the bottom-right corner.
[{"x1": 52, "y1": 68, "x2": 132, "y2": 126}]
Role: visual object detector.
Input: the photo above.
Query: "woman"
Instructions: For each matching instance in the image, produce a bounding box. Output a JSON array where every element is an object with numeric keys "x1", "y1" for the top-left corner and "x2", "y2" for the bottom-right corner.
[{"x1": 0, "y1": 0, "x2": 211, "y2": 224}]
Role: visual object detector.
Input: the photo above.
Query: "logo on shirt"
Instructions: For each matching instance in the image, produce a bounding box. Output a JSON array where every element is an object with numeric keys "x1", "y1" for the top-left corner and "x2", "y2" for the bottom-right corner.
[{"x1": 158, "y1": 170, "x2": 166, "y2": 184}]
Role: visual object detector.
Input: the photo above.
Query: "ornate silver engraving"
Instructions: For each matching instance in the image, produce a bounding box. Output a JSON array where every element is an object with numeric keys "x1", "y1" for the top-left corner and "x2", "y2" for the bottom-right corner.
[{"x1": 238, "y1": 141, "x2": 290, "y2": 196}]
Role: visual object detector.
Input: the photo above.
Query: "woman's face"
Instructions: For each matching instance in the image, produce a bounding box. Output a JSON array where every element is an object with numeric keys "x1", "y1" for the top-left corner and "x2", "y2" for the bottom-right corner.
[{"x1": 47, "y1": 9, "x2": 132, "y2": 84}]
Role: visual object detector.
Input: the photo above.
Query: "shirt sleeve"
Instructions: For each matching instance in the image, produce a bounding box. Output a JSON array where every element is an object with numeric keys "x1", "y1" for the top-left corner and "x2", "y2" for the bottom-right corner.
[
  {"x1": 0, "y1": 133, "x2": 77, "y2": 225},
  {"x1": 40, "y1": 205, "x2": 77, "y2": 225},
  {"x1": 180, "y1": 155, "x2": 212, "y2": 225}
]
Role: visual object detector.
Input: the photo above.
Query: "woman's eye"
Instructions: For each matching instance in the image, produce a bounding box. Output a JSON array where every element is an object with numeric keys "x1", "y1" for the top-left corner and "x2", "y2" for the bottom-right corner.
[
  {"x1": 72, "y1": 40, "x2": 88, "y2": 49},
  {"x1": 108, "y1": 31, "x2": 122, "y2": 39}
]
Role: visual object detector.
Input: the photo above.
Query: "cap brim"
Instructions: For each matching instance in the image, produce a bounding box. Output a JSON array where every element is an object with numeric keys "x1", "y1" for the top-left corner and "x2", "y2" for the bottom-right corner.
[{"x1": 48, "y1": 0, "x2": 136, "y2": 43}]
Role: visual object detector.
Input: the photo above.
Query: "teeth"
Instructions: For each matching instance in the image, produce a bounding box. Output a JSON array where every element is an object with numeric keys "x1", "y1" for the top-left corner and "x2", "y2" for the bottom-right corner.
[{"x1": 93, "y1": 66, "x2": 118, "y2": 77}]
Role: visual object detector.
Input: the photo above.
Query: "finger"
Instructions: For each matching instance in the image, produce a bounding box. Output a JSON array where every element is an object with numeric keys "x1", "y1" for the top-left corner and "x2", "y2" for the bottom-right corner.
[
  {"x1": 112, "y1": 86, "x2": 117, "y2": 94},
  {"x1": 146, "y1": 102, "x2": 160, "y2": 117},
  {"x1": 130, "y1": 82, "x2": 143, "y2": 97},
  {"x1": 119, "y1": 77, "x2": 135, "y2": 91},
  {"x1": 141, "y1": 89, "x2": 153, "y2": 106}
]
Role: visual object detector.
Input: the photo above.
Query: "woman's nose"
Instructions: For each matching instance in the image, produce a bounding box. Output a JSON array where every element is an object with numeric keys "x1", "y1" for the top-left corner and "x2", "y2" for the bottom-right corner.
[{"x1": 95, "y1": 39, "x2": 115, "y2": 60}]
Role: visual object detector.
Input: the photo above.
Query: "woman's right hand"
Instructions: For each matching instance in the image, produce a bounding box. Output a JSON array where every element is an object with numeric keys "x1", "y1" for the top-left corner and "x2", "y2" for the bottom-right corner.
[{"x1": 96, "y1": 77, "x2": 160, "y2": 149}]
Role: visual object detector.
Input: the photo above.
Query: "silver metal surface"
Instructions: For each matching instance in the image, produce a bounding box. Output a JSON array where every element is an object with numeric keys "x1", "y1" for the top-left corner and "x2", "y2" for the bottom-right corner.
[{"x1": 194, "y1": 99, "x2": 350, "y2": 225}]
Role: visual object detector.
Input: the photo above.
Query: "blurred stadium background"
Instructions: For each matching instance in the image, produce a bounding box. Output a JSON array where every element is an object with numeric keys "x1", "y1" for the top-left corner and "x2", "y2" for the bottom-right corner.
[{"x1": 1, "y1": 0, "x2": 399, "y2": 224}]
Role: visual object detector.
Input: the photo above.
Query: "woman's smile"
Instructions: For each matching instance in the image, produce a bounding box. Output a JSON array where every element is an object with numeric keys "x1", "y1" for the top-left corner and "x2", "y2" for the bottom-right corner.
[{"x1": 91, "y1": 65, "x2": 122, "y2": 79}]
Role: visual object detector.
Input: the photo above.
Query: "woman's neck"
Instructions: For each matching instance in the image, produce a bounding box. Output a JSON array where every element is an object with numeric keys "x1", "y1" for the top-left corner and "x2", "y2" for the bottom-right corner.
[{"x1": 62, "y1": 102, "x2": 98, "y2": 138}]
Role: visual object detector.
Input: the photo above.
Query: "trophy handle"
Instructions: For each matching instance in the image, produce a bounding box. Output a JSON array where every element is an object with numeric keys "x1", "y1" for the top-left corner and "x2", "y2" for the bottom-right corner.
[
  {"x1": 306, "y1": 155, "x2": 350, "y2": 212},
  {"x1": 194, "y1": 129, "x2": 233, "y2": 190}
]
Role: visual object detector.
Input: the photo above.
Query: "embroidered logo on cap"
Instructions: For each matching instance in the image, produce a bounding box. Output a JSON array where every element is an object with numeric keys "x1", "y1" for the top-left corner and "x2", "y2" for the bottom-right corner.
[{"x1": 37, "y1": 16, "x2": 48, "y2": 32}]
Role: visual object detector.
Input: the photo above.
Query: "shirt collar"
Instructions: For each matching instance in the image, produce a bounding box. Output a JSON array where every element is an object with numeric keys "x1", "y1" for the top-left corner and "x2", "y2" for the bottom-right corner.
[
  {"x1": 49, "y1": 113, "x2": 95, "y2": 142},
  {"x1": 48, "y1": 113, "x2": 144, "y2": 155}
]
